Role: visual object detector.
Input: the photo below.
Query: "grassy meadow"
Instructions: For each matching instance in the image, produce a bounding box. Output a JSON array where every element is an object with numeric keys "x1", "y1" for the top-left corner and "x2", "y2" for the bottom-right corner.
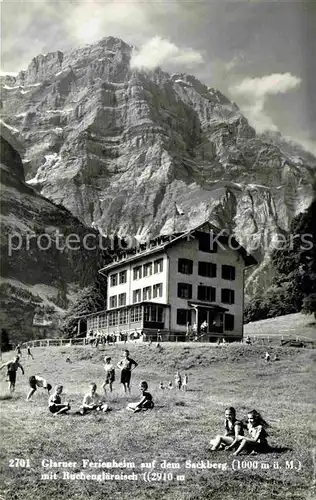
[
  {"x1": 244, "y1": 313, "x2": 316, "y2": 341},
  {"x1": 0, "y1": 335, "x2": 315, "y2": 500}
]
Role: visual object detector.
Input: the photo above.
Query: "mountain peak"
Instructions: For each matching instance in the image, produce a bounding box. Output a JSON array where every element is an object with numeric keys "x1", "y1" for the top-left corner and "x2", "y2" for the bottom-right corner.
[{"x1": 1, "y1": 35, "x2": 315, "y2": 300}]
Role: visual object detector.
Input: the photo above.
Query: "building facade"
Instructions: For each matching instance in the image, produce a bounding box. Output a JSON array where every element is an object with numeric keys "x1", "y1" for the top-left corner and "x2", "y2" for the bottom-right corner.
[{"x1": 86, "y1": 222, "x2": 257, "y2": 342}]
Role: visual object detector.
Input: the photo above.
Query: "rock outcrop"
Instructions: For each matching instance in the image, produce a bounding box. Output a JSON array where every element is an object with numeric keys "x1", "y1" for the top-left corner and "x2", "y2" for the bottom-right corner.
[
  {"x1": 0, "y1": 122, "x2": 106, "y2": 343},
  {"x1": 1, "y1": 36, "x2": 315, "y2": 299}
]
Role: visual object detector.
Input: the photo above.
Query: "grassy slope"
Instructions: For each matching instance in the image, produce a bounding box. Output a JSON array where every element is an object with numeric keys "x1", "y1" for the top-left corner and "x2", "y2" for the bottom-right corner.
[
  {"x1": 0, "y1": 342, "x2": 315, "y2": 500},
  {"x1": 244, "y1": 313, "x2": 316, "y2": 340}
]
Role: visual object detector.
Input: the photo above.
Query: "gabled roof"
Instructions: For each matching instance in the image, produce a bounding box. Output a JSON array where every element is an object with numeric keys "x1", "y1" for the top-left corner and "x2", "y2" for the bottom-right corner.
[{"x1": 99, "y1": 220, "x2": 257, "y2": 274}]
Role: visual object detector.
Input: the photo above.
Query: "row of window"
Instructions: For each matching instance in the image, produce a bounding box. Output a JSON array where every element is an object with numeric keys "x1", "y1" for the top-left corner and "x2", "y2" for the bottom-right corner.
[
  {"x1": 109, "y1": 285, "x2": 234, "y2": 306},
  {"x1": 176, "y1": 309, "x2": 235, "y2": 331},
  {"x1": 109, "y1": 284, "x2": 163, "y2": 308},
  {"x1": 109, "y1": 293, "x2": 127, "y2": 309},
  {"x1": 109, "y1": 259, "x2": 164, "y2": 287},
  {"x1": 133, "y1": 259, "x2": 163, "y2": 280},
  {"x1": 177, "y1": 283, "x2": 235, "y2": 304},
  {"x1": 132, "y1": 283, "x2": 163, "y2": 304},
  {"x1": 110, "y1": 270, "x2": 127, "y2": 287},
  {"x1": 88, "y1": 308, "x2": 234, "y2": 330},
  {"x1": 89, "y1": 304, "x2": 164, "y2": 328},
  {"x1": 110, "y1": 260, "x2": 235, "y2": 287},
  {"x1": 178, "y1": 259, "x2": 235, "y2": 280}
]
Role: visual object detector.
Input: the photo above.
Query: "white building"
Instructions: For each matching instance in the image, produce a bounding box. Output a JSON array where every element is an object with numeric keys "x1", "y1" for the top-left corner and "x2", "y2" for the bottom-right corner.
[{"x1": 86, "y1": 222, "x2": 257, "y2": 342}]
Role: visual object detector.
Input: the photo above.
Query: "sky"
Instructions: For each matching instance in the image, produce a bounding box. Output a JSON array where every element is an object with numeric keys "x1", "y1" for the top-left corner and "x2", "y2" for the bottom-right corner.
[{"x1": 1, "y1": 0, "x2": 315, "y2": 155}]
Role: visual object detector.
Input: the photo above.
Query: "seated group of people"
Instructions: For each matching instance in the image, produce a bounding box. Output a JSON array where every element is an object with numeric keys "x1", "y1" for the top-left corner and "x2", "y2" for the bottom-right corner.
[
  {"x1": 210, "y1": 407, "x2": 270, "y2": 455},
  {"x1": 47, "y1": 381, "x2": 154, "y2": 416}
]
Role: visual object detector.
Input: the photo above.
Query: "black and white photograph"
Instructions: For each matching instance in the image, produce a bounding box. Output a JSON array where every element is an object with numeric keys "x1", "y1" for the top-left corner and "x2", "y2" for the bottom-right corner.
[{"x1": 0, "y1": 1, "x2": 315, "y2": 499}]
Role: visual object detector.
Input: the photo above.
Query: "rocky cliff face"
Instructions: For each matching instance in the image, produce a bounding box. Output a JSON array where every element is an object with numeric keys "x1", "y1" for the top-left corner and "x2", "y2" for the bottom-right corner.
[
  {"x1": 0, "y1": 123, "x2": 106, "y2": 343},
  {"x1": 1, "y1": 36, "x2": 315, "y2": 298}
]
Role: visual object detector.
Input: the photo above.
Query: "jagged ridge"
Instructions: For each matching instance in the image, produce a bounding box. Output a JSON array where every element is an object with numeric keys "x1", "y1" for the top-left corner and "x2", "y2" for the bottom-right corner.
[{"x1": 1, "y1": 36, "x2": 315, "y2": 298}]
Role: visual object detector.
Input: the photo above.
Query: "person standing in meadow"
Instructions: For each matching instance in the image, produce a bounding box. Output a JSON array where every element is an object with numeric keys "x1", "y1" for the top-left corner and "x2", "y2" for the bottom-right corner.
[
  {"x1": 27, "y1": 346, "x2": 34, "y2": 359},
  {"x1": 117, "y1": 350, "x2": 138, "y2": 393},
  {"x1": 182, "y1": 373, "x2": 188, "y2": 391},
  {"x1": 102, "y1": 356, "x2": 115, "y2": 393},
  {"x1": 175, "y1": 371, "x2": 182, "y2": 390}
]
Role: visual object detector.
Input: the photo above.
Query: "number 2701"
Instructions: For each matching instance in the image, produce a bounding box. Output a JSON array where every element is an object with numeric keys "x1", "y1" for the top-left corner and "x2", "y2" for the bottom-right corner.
[{"x1": 9, "y1": 459, "x2": 30, "y2": 468}]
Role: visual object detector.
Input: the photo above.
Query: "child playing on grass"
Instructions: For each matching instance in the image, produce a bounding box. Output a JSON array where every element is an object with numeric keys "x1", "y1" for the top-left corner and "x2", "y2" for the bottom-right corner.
[
  {"x1": 102, "y1": 357, "x2": 115, "y2": 393},
  {"x1": 27, "y1": 346, "x2": 34, "y2": 359},
  {"x1": 48, "y1": 385, "x2": 70, "y2": 416},
  {"x1": 79, "y1": 383, "x2": 109, "y2": 415},
  {"x1": 210, "y1": 407, "x2": 244, "y2": 450},
  {"x1": 27, "y1": 375, "x2": 52, "y2": 400},
  {"x1": 0, "y1": 355, "x2": 24, "y2": 393},
  {"x1": 175, "y1": 371, "x2": 182, "y2": 390},
  {"x1": 127, "y1": 381, "x2": 154, "y2": 413},
  {"x1": 226, "y1": 409, "x2": 270, "y2": 455}
]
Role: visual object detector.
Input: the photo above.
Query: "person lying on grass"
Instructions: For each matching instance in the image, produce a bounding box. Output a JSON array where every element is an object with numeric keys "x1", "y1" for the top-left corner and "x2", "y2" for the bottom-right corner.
[
  {"x1": 48, "y1": 385, "x2": 71, "y2": 416},
  {"x1": 226, "y1": 409, "x2": 270, "y2": 455},
  {"x1": 27, "y1": 375, "x2": 52, "y2": 401},
  {"x1": 210, "y1": 407, "x2": 244, "y2": 450},
  {"x1": 127, "y1": 381, "x2": 154, "y2": 413},
  {"x1": 78, "y1": 383, "x2": 109, "y2": 415}
]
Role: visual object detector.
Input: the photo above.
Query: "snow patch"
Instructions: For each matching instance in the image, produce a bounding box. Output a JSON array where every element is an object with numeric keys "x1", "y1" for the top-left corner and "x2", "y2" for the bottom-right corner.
[
  {"x1": 247, "y1": 183, "x2": 267, "y2": 190},
  {"x1": 174, "y1": 79, "x2": 193, "y2": 86},
  {"x1": 44, "y1": 153, "x2": 58, "y2": 163},
  {"x1": 0, "y1": 120, "x2": 19, "y2": 133},
  {"x1": 26, "y1": 177, "x2": 41, "y2": 186},
  {"x1": 27, "y1": 154, "x2": 60, "y2": 186},
  {"x1": 46, "y1": 108, "x2": 73, "y2": 115},
  {"x1": 3, "y1": 82, "x2": 41, "y2": 90},
  {"x1": 3, "y1": 84, "x2": 20, "y2": 90},
  {"x1": 0, "y1": 70, "x2": 19, "y2": 77}
]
